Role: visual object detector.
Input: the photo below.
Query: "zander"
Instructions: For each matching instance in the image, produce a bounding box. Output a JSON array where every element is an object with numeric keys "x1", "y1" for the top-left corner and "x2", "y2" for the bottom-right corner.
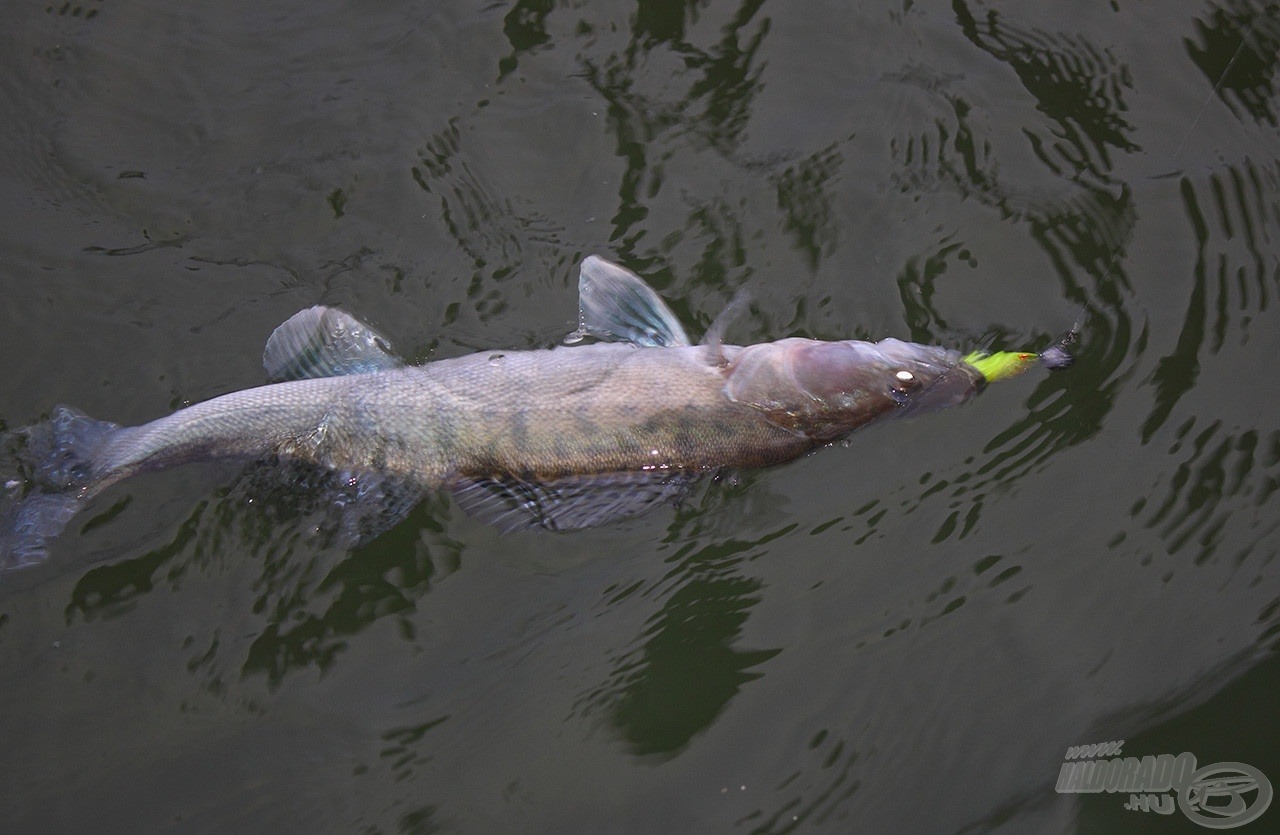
[{"x1": 0, "y1": 257, "x2": 1067, "y2": 567}]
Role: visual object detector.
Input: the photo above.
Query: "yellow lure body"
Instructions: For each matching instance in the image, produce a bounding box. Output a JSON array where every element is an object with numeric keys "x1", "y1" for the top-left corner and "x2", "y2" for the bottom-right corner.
[{"x1": 962, "y1": 351, "x2": 1039, "y2": 383}]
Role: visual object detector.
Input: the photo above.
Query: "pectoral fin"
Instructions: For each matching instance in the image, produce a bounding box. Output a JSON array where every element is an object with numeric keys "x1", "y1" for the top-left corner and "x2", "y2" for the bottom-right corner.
[
  {"x1": 452, "y1": 470, "x2": 696, "y2": 532},
  {"x1": 329, "y1": 473, "x2": 427, "y2": 548},
  {"x1": 237, "y1": 460, "x2": 426, "y2": 548},
  {"x1": 572, "y1": 256, "x2": 691, "y2": 348},
  {"x1": 264, "y1": 306, "x2": 404, "y2": 381}
]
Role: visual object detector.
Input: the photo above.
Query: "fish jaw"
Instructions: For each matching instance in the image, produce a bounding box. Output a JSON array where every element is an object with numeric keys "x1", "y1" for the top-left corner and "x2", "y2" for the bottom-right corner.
[{"x1": 723, "y1": 337, "x2": 984, "y2": 440}]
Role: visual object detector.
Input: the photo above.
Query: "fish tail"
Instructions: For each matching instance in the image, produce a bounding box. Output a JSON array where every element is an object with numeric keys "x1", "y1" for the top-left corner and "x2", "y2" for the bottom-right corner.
[{"x1": 1, "y1": 405, "x2": 121, "y2": 569}]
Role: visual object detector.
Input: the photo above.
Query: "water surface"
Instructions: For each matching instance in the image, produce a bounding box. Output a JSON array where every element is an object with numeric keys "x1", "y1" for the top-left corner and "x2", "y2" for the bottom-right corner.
[{"x1": 3, "y1": 1, "x2": 1280, "y2": 832}]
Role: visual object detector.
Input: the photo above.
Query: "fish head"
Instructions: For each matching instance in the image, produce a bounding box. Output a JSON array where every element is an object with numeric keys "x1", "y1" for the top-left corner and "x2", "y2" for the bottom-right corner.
[{"x1": 724, "y1": 337, "x2": 987, "y2": 441}]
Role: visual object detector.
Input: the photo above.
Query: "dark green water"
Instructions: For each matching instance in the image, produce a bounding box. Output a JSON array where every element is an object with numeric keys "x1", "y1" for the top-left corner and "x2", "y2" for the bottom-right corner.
[{"x1": 3, "y1": 1, "x2": 1279, "y2": 832}]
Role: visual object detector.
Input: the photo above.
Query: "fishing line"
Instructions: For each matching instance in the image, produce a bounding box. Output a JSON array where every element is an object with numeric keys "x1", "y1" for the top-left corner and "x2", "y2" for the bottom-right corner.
[
  {"x1": 1060, "y1": 12, "x2": 1263, "y2": 362},
  {"x1": 1173, "y1": 13, "x2": 1260, "y2": 160}
]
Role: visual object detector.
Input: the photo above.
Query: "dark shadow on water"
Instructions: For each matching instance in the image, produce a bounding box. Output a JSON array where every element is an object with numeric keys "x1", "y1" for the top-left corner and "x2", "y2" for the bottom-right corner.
[
  {"x1": 1131, "y1": 421, "x2": 1280, "y2": 570},
  {"x1": 1074, "y1": 648, "x2": 1280, "y2": 833},
  {"x1": 379, "y1": 714, "x2": 452, "y2": 786},
  {"x1": 1143, "y1": 164, "x2": 1280, "y2": 442},
  {"x1": 63, "y1": 464, "x2": 464, "y2": 690},
  {"x1": 1185, "y1": 0, "x2": 1280, "y2": 129},
  {"x1": 393, "y1": 802, "x2": 446, "y2": 835},
  {"x1": 875, "y1": 9, "x2": 1150, "y2": 550},
  {"x1": 65, "y1": 499, "x2": 210, "y2": 623},
  {"x1": 498, "y1": 0, "x2": 555, "y2": 81},
  {"x1": 773, "y1": 143, "x2": 843, "y2": 272},
  {"x1": 240, "y1": 498, "x2": 463, "y2": 688},
  {"x1": 733, "y1": 726, "x2": 865, "y2": 832},
  {"x1": 410, "y1": 117, "x2": 571, "y2": 318},
  {"x1": 953, "y1": 1, "x2": 1139, "y2": 179},
  {"x1": 574, "y1": 502, "x2": 790, "y2": 758},
  {"x1": 579, "y1": 0, "x2": 771, "y2": 250}
]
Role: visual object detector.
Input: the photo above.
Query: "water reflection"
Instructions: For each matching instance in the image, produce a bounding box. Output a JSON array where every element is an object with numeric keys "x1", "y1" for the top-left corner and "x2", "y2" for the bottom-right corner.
[
  {"x1": 824, "y1": 354, "x2": 1097, "y2": 550},
  {"x1": 888, "y1": 284, "x2": 1119, "y2": 548},
  {"x1": 65, "y1": 467, "x2": 463, "y2": 690},
  {"x1": 380, "y1": 715, "x2": 450, "y2": 784},
  {"x1": 241, "y1": 505, "x2": 461, "y2": 687},
  {"x1": 774, "y1": 143, "x2": 843, "y2": 271},
  {"x1": 393, "y1": 803, "x2": 444, "y2": 835},
  {"x1": 1135, "y1": 421, "x2": 1280, "y2": 570},
  {"x1": 579, "y1": 0, "x2": 771, "y2": 248},
  {"x1": 498, "y1": 0, "x2": 555, "y2": 80},
  {"x1": 1185, "y1": 0, "x2": 1280, "y2": 128},
  {"x1": 886, "y1": 85, "x2": 1000, "y2": 204},
  {"x1": 575, "y1": 524, "x2": 787, "y2": 757},
  {"x1": 411, "y1": 119, "x2": 568, "y2": 316},
  {"x1": 954, "y1": 1, "x2": 1139, "y2": 177},
  {"x1": 885, "y1": 42, "x2": 1138, "y2": 324},
  {"x1": 1144, "y1": 162, "x2": 1280, "y2": 440},
  {"x1": 872, "y1": 9, "x2": 1150, "y2": 546},
  {"x1": 437, "y1": 0, "x2": 841, "y2": 333},
  {"x1": 850, "y1": 551, "x2": 1030, "y2": 653},
  {"x1": 65, "y1": 499, "x2": 209, "y2": 622},
  {"x1": 909, "y1": 9, "x2": 1141, "y2": 410},
  {"x1": 734, "y1": 727, "x2": 862, "y2": 832}
]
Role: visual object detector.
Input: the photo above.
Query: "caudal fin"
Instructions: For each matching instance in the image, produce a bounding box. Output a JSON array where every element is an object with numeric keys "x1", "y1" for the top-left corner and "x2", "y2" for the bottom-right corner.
[{"x1": 1, "y1": 406, "x2": 121, "y2": 569}]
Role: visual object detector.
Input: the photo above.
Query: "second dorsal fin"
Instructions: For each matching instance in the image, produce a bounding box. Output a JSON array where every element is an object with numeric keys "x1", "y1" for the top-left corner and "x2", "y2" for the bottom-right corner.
[
  {"x1": 700, "y1": 287, "x2": 751, "y2": 367},
  {"x1": 263, "y1": 306, "x2": 404, "y2": 381}
]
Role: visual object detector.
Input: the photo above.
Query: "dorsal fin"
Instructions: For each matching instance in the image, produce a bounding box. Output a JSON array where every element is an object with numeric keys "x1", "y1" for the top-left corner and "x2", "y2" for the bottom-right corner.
[
  {"x1": 571, "y1": 256, "x2": 691, "y2": 347},
  {"x1": 263, "y1": 306, "x2": 404, "y2": 381}
]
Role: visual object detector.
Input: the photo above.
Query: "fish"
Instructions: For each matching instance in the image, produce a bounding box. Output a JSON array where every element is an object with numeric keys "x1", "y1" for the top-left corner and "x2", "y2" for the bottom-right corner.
[{"x1": 0, "y1": 256, "x2": 1065, "y2": 568}]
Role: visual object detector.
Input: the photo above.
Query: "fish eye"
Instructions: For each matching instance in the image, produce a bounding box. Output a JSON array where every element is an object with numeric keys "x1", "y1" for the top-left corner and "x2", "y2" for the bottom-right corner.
[{"x1": 890, "y1": 368, "x2": 922, "y2": 401}]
